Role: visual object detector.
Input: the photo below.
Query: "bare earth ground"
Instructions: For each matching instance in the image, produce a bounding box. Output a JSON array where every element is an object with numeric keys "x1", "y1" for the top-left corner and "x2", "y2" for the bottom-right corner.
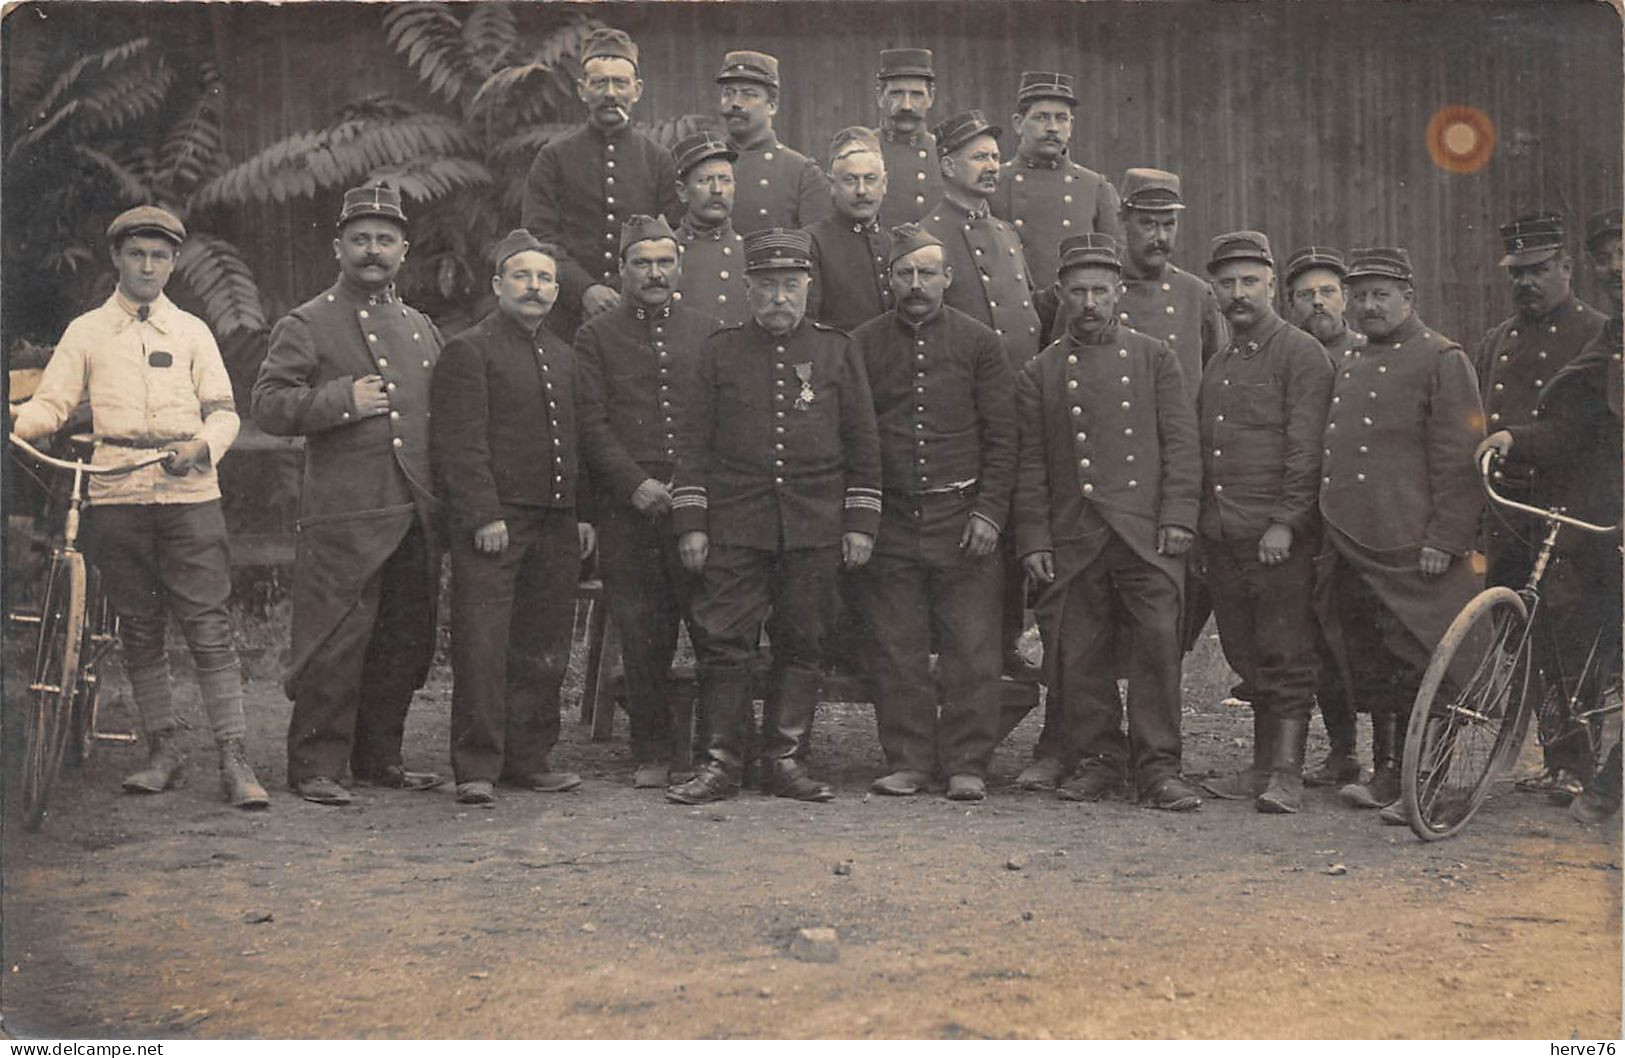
[{"x1": 2, "y1": 631, "x2": 1620, "y2": 1040}]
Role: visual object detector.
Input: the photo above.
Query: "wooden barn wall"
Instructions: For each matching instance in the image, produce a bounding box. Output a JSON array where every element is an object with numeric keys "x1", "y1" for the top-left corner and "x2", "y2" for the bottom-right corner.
[{"x1": 7, "y1": 0, "x2": 1622, "y2": 349}]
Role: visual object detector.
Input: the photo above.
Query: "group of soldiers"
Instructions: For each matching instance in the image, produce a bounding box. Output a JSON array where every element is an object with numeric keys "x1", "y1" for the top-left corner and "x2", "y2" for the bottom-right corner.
[{"x1": 11, "y1": 28, "x2": 1621, "y2": 822}]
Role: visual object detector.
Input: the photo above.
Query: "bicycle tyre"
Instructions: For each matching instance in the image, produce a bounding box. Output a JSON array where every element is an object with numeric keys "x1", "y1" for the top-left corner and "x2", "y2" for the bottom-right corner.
[
  {"x1": 69, "y1": 570, "x2": 117, "y2": 765},
  {"x1": 21, "y1": 551, "x2": 87, "y2": 832},
  {"x1": 1532, "y1": 625, "x2": 1622, "y2": 784},
  {"x1": 1401, "y1": 586, "x2": 1533, "y2": 841}
]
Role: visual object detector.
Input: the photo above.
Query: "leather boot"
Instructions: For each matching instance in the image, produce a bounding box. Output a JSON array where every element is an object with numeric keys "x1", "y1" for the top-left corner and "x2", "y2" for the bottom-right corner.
[
  {"x1": 123, "y1": 726, "x2": 187, "y2": 794},
  {"x1": 1202, "y1": 709, "x2": 1273, "y2": 799},
  {"x1": 218, "y1": 738, "x2": 270, "y2": 809},
  {"x1": 667, "y1": 670, "x2": 747, "y2": 804},
  {"x1": 1303, "y1": 745, "x2": 1362, "y2": 787},
  {"x1": 1341, "y1": 712, "x2": 1399, "y2": 808},
  {"x1": 1257, "y1": 716, "x2": 1308, "y2": 814},
  {"x1": 764, "y1": 668, "x2": 833, "y2": 802}
]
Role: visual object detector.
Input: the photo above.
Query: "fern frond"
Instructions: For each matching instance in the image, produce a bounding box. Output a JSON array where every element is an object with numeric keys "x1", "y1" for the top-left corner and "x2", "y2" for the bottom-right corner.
[
  {"x1": 174, "y1": 232, "x2": 267, "y2": 338},
  {"x1": 371, "y1": 157, "x2": 491, "y2": 202},
  {"x1": 382, "y1": 3, "x2": 470, "y2": 106},
  {"x1": 637, "y1": 114, "x2": 719, "y2": 151},
  {"x1": 72, "y1": 144, "x2": 153, "y2": 202},
  {"x1": 462, "y1": 4, "x2": 518, "y2": 79}
]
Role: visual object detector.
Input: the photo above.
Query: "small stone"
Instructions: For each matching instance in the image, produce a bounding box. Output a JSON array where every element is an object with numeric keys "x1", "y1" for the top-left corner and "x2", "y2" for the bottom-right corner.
[
  {"x1": 1021, "y1": 911, "x2": 1034, "y2": 922},
  {"x1": 833, "y1": 861, "x2": 853, "y2": 876},
  {"x1": 1326, "y1": 864, "x2": 1348, "y2": 876},
  {"x1": 758, "y1": 986, "x2": 774, "y2": 998},
  {"x1": 580, "y1": 922, "x2": 598, "y2": 933},
  {"x1": 1005, "y1": 856, "x2": 1026, "y2": 871},
  {"x1": 243, "y1": 910, "x2": 274, "y2": 924},
  {"x1": 469, "y1": 971, "x2": 489, "y2": 980},
  {"x1": 789, "y1": 926, "x2": 839, "y2": 963}
]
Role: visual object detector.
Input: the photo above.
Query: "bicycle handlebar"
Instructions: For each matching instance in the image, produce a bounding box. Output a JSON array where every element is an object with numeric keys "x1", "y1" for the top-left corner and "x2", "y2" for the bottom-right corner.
[
  {"x1": 9, "y1": 433, "x2": 171, "y2": 476},
  {"x1": 1480, "y1": 448, "x2": 1618, "y2": 536}
]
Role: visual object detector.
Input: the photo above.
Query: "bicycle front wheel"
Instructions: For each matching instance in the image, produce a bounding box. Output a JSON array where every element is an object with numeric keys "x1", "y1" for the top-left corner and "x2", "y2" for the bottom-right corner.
[
  {"x1": 69, "y1": 569, "x2": 117, "y2": 765},
  {"x1": 1401, "y1": 586, "x2": 1533, "y2": 841},
  {"x1": 22, "y1": 551, "x2": 88, "y2": 832}
]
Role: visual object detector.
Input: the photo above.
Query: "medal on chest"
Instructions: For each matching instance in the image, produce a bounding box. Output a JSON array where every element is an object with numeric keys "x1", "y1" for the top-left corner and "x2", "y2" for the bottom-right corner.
[{"x1": 794, "y1": 362, "x2": 816, "y2": 410}]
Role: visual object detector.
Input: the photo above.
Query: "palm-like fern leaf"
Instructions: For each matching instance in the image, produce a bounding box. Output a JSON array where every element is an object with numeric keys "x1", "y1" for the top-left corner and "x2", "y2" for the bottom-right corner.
[
  {"x1": 383, "y1": 4, "x2": 471, "y2": 106},
  {"x1": 174, "y1": 232, "x2": 266, "y2": 338},
  {"x1": 159, "y1": 63, "x2": 226, "y2": 194},
  {"x1": 72, "y1": 144, "x2": 153, "y2": 203}
]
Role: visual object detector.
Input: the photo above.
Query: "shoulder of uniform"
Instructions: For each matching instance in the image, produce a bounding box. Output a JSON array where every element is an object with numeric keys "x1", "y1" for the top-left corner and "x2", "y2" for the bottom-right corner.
[
  {"x1": 809, "y1": 320, "x2": 849, "y2": 336},
  {"x1": 1064, "y1": 159, "x2": 1102, "y2": 179}
]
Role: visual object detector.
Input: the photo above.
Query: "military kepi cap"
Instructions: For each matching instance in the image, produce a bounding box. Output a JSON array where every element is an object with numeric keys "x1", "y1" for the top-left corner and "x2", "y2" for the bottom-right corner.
[
  {"x1": 717, "y1": 50, "x2": 779, "y2": 89},
  {"x1": 620, "y1": 214, "x2": 676, "y2": 256},
  {"x1": 581, "y1": 27, "x2": 638, "y2": 69},
  {"x1": 1345, "y1": 246, "x2": 1414, "y2": 283},
  {"x1": 887, "y1": 222, "x2": 944, "y2": 266},
  {"x1": 338, "y1": 179, "x2": 408, "y2": 230},
  {"x1": 492, "y1": 229, "x2": 546, "y2": 271},
  {"x1": 1057, "y1": 232, "x2": 1122, "y2": 274},
  {"x1": 829, "y1": 126, "x2": 882, "y2": 163},
  {"x1": 1587, "y1": 208, "x2": 1623, "y2": 250},
  {"x1": 1017, "y1": 71, "x2": 1077, "y2": 108},
  {"x1": 673, "y1": 130, "x2": 737, "y2": 178},
  {"x1": 743, "y1": 228, "x2": 813, "y2": 272},
  {"x1": 933, "y1": 110, "x2": 1001, "y2": 156},
  {"x1": 1283, "y1": 246, "x2": 1347, "y2": 285},
  {"x1": 878, "y1": 48, "x2": 934, "y2": 81},
  {"x1": 1119, "y1": 168, "x2": 1185, "y2": 212},
  {"x1": 107, "y1": 205, "x2": 186, "y2": 246},
  {"x1": 1207, "y1": 230, "x2": 1274, "y2": 273},
  {"x1": 1498, "y1": 211, "x2": 1564, "y2": 268}
]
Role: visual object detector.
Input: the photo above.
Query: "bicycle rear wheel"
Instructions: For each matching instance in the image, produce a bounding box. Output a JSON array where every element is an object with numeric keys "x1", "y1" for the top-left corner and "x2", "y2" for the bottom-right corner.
[
  {"x1": 1401, "y1": 586, "x2": 1533, "y2": 841},
  {"x1": 21, "y1": 551, "x2": 88, "y2": 832},
  {"x1": 69, "y1": 569, "x2": 118, "y2": 765}
]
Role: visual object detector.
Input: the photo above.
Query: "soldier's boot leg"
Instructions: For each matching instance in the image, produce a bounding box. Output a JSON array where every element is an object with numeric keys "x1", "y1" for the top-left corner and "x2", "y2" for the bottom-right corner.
[
  {"x1": 122, "y1": 657, "x2": 187, "y2": 794},
  {"x1": 765, "y1": 668, "x2": 833, "y2": 802},
  {"x1": 1341, "y1": 712, "x2": 1399, "y2": 808},
  {"x1": 1203, "y1": 708, "x2": 1273, "y2": 799},
  {"x1": 1257, "y1": 715, "x2": 1308, "y2": 814},
  {"x1": 667, "y1": 670, "x2": 746, "y2": 804}
]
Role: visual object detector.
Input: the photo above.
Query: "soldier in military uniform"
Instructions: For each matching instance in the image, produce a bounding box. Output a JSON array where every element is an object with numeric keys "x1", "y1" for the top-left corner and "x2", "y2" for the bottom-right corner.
[
  {"x1": 1193, "y1": 232, "x2": 1334, "y2": 815},
  {"x1": 872, "y1": 48, "x2": 942, "y2": 229},
  {"x1": 989, "y1": 71, "x2": 1123, "y2": 291},
  {"x1": 521, "y1": 28, "x2": 680, "y2": 342},
  {"x1": 1472, "y1": 213, "x2": 1607, "y2": 802},
  {"x1": 671, "y1": 130, "x2": 749, "y2": 329},
  {"x1": 1014, "y1": 233, "x2": 1205, "y2": 811},
  {"x1": 1314, "y1": 247, "x2": 1485, "y2": 817},
  {"x1": 804, "y1": 127, "x2": 894, "y2": 333},
  {"x1": 1483, "y1": 207, "x2": 1622, "y2": 824},
  {"x1": 577, "y1": 216, "x2": 717, "y2": 789},
  {"x1": 716, "y1": 51, "x2": 832, "y2": 234},
  {"x1": 851, "y1": 225, "x2": 1017, "y2": 801},
  {"x1": 1281, "y1": 245, "x2": 1365, "y2": 789},
  {"x1": 666, "y1": 229, "x2": 881, "y2": 805},
  {"x1": 253, "y1": 182, "x2": 445, "y2": 805},
  {"x1": 431, "y1": 231, "x2": 594, "y2": 805}
]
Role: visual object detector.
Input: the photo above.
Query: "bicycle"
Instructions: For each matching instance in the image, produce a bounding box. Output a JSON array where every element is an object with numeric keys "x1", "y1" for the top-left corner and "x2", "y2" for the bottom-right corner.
[
  {"x1": 8, "y1": 433, "x2": 167, "y2": 831},
  {"x1": 1399, "y1": 448, "x2": 1621, "y2": 841}
]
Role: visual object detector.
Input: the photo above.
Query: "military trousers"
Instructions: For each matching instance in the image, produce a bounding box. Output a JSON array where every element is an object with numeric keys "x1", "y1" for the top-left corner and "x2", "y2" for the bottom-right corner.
[
  {"x1": 1323, "y1": 553, "x2": 1423, "y2": 722},
  {"x1": 1204, "y1": 536, "x2": 1320, "y2": 724},
  {"x1": 691, "y1": 544, "x2": 836, "y2": 679},
  {"x1": 597, "y1": 501, "x2": 701, "y2": 764},
  {"x1": 1046, "y1": 530, "x2": 1184, "y2": 786},
  {"x1": 448, "y1": 508, "x2": 578, "y2": 783},
  {"x1": 857, "y1": 549, "x2": 1004, "y2": 778}
]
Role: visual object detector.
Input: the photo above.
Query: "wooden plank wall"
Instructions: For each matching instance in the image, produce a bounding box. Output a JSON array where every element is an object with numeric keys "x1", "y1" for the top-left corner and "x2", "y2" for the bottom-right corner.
[{"x1": 7, "y1": 0, "x2": 1621, "y2": 349}]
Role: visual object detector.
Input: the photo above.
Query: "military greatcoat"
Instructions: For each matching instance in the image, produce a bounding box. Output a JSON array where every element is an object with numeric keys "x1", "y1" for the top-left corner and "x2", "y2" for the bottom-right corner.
[
  {"x1": 989, "y1": 154, "x2": 1124, "y2": 290},
  {"x1": 921, "y1": 196, "x2": 1043, "y2": 369}
]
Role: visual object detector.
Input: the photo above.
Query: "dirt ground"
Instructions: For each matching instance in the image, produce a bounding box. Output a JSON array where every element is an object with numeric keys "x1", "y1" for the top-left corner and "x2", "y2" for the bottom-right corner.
[{"x1": 2, "y1": 631, "x2": 1620, "y2": 1041}]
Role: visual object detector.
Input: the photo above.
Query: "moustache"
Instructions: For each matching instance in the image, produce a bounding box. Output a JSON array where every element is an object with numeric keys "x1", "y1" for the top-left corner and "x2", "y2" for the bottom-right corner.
[
  {"x1": 360, "y1": 258, "x2": 384, "y2": 268},
  {"x1": 643, "y1": 279, "x2": 669, "y2": 289},
  {"x1": 520, "y1": 293, "x2": 548, "y2": 303}
]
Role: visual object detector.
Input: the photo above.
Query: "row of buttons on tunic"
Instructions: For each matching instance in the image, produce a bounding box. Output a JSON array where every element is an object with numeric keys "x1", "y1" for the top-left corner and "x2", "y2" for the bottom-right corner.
[
  {"x1": 1066, "y1": 349, "x2": 1139, "y2": 492},
  {"x1": 335, "y1": 295, "x2": 431, "y2": 435}
]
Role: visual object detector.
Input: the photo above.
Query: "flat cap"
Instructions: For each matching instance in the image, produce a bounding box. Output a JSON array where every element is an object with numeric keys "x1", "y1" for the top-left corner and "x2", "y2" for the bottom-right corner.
[
  {"x1": 932, "y1": 109, "x2": 1001, "y2": 157},
  {"x1": 1057, "y1": 232, "x2": 1121, "y2": 274},
  {"x1": 492, "y1": 228, "x2": 547, "y2": 271},
  {"x1": 620, "y1": 214, "x2": 676, "y2": 256},
  {"x1": 1206, "y1": 230, "x2": 1274, "y2": 273},
  {"x1": 581, "y1": 27, "x2": 638, "y2": 70},
  {"x1": 829, "y1": 126, "x2": 883, "y2": 164},
  {"x1": 716, "y1": 50, "x2": 779, "y2": 89},
  {"x1": 743, "y1": 228, "x2": 813, "y2": 273},
  {"x1": 1345, "y1": 246, "x2": 1414, "y2": 283},
  {"x1": 1119, "y1": 168, "x2": 1185, "y2": 212},
  {"x1": 1282, "y1": 245, "x2": 1347, "y2": 286},
  {"x1": 107, "y1": 205, "x2": 186, "y2": 245},
  {"x1": 878, "y1": 48, "x2": 934, "y2": 81},
  {"x1": 338, "y1": 179, "x2": 408, "y2": 230},
  {"x1": 1498, "y1": 211, "x2": 1565, "y2": 268},
  {"x1": 887, "y1": 222, "x2": 944, "y2": 266},
  {"x1": 1587, "y1": 208, "x2": 1623, "y2": 249},
  {"x1": 673, "y1": 129, "x2": 737, "y2": 178},
  {"x1": 1017, "y1": 71, "x2": 1077, "y2": 108}
]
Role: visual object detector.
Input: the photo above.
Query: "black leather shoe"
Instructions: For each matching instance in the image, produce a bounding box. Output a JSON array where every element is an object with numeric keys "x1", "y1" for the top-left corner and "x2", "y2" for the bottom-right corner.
[
  {"x1": 666, "y1": 764, "x2": 738, "y2": 805},
  {"x1": 295, "y1": 776, "x2": 353, "y2": 806},
  {"x1": 1139, "y1": 775, "x2": 1203, "y2": 812},
  {"x1": 356, "y1": 764, "x2": 444, "y2": 791},
  {"x1": 1057, "y1": 766, "x2": 1121, "y2": 802},
  {"x1": 1303, "y1": 750, "x2": 1362, "y2": 787},
  {"x1": 772, "y1": 761, "x2": 834, "y2": 802}
]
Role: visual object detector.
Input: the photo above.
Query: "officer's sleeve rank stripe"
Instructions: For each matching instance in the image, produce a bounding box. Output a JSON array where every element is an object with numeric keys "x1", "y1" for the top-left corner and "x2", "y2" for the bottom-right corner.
[
  {"x1": 844, "y1": 486, "x2": 883, "y2": 513},
  {"x1": 671, "y1": 485, "x2": 709, "y2": 510}
]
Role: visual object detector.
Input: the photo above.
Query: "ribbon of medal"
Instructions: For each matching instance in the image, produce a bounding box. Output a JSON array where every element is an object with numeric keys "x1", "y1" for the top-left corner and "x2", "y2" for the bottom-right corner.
[{"x1": 794, "y1": 362, "x2": 816, "y2": 410}]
